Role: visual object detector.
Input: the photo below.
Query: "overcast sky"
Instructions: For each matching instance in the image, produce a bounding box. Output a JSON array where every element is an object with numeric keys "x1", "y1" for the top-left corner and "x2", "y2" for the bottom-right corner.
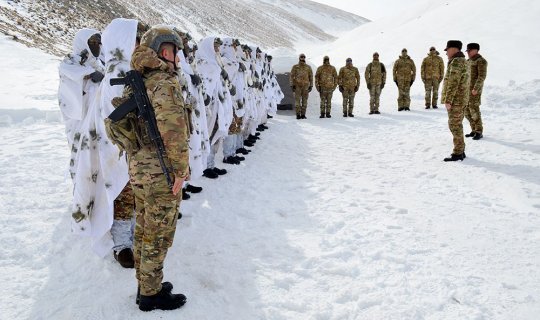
[{"x1": 310, "y1": 0, "x2": 409, "y2": 20}]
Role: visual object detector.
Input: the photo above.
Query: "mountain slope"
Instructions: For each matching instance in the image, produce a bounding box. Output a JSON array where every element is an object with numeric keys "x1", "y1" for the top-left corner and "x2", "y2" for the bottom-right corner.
[{"x1": 0, "y1": 0, "x2": 368, "y2": 55}]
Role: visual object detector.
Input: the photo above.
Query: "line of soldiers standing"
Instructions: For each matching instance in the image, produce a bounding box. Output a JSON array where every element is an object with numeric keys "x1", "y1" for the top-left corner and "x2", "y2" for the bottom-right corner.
[
  {"x1": 59, "y1": 19, "x2": 283, "y2": 312},
  {"x1": 289, "y1": 41, "x2": 487, "y2": 162}
]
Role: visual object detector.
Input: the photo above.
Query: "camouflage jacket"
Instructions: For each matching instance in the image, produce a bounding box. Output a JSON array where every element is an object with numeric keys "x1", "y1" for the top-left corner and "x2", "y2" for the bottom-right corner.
[
  {"x1": 315, "y1": 63, "x2": 338, "y2": 90},
  {"x1": 468, "y1": 54, "x2": 488, "y2": 93},
  {"x1": 441, "y1": 51, "x2": 470, "y2": 106},
  {"x1": 290, "y1": 62, "x2": 313, "y2": 88},
  {"x1": 365, "y1": 60, "x2": 386, "y2": 86},
  {"x1": 338, "y1": 65, "x2": 360, "y2": 89},
  {"x1": 130, "y1": 45, "x2": 190, "y2": 178},
  {"x1": 393, "y1": 55, "x2": 416, "y2": 83},
  {"x1": 421, "y1": 52, "x2": 445, "y2": 81}
]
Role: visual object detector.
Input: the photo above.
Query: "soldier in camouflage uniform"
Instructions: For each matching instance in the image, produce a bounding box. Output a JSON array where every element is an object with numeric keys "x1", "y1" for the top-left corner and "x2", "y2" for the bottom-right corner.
[
  {"x1": 421, "y1": 46, "x2": 445, "y2": 109},
  {"x1": 393, "y1": 48, "x2": 416, "y2": 111},
  {"x1": 464, "y1": 43, "x2": 488, "y2": 140},
  {"x1": 441, "y1": 40, "x2": 471, "y2": 162},
  {"x1": 315, "y1": 56, "x2": 338, "y2": 118},
  {"x1": 338, "y1": 58, "x2": 360, "y2": 117},
  {"x1": 290, "y1": 53, "x2": 313, "y2": 119},
  {"x1": 365, "y1": 52, "x2": 386, "y2": 114},
  {"x1": 129, "y1": 26, "x2": 189, "y2": 311}
]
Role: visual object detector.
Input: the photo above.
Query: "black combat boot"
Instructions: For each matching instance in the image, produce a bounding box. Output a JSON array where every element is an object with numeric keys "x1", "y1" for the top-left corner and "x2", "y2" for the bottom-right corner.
[
  {"x1": 343, "y1": 113, "x2": 348, "y2": 117},
  {"x1": 138, "y1": 287, "x2": 187, "y2": 312},
  {"x1": 213, "y1": 167, "x2": 227, "y2": 175},
  {"x1": 236, "y1": 148, "x2": 250, "y2": 155},
  {"x1": 348, "y1": 112, "x2": 354, "y2": 117},
  {"x1": 425, "y1": 105, "x2": 431, "y2": 109},
  {"x1": 267, "y1": 114, "x2": 273, "y2": 119},
  {"x1": 465, "y1": 131, "x2": 475, "y2": 138},
  {"x1": 325, "y1": 113, "x2": 331, "y2": 118},
  {"x1": 181, "y1": 188, "x2": 190, "y2": 200},
  {"x1": 136, "y1": 282, "x2": 174, "y2": 305},
  {"x1": 374, "y1": 111, "x2": 381, "y2": 114},
  {"x1": 301, "y1": 114, "x2": 307, "y2": 119},
  {"x1": 248, "y1": 134, "x2": 260, "y2": 140},
  {"x1": 234, "y1": 155, "x2": 245, "y2": 161},
  {"x1": 254, "y1": 132, "x2": 261, "y2": 137},
  {"x1": 223, "y1": 156, "x2": 240, "y2": 165},
  {"x1": 432, "y1": 105, "x2": 438, "y2": 109},
  {"x1": 472, "y1": 133, "x2": 483, "y2": 140},
  {"x1": 443, "y1": 153, "x2": 466, "y2": 162},
  {"x1": 296, "y1": 114, "x2": 301, "y2": 120},
  {"x1": 114, "y1": 248, "x2": 135, "y2": 269},
  {"x1": 404, "y1": 107, "x2": 410, "y2": 111},
  {"x1": 398, "y1": 107, "x2": 404, "y2": 111},
  {"x1": 185, "y1": 184, "x2": 203, "y2": 193},
  {"x1": 369, "y1": 111, "x2": 374, "y2": 115},
  {"x1": 244, "y1": 140, "x2": 254, "y2": 147},
  {"x1": 319, "y1": 113, "x2": 325, "y2": 118},
  {"x1": 203, "y1": 168, "x2": 219, "y2": 179}
]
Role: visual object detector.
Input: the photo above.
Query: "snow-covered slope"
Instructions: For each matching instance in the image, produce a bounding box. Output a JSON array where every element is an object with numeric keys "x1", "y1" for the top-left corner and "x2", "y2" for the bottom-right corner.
[
  {"x1": 315, "y1": 0, "x2": 540, "y2": 86},
  {"x1": 0, "y1": 0, "x2": 368, "y2": 55}
]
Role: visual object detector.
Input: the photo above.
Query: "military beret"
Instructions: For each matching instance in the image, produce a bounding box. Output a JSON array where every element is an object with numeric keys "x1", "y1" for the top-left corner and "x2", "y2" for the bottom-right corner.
[
  {"x1": 466, "y1": 43, "x2": 480, "y2": 51},
  {"x1": 444, "y1": 40, "x2": 462, "y2": 51}
]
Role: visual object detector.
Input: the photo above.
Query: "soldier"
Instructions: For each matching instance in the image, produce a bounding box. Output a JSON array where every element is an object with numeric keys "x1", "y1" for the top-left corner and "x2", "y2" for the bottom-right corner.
[
  {"x1": 129, "y1": 26, "x2": 189, "y2": 311},
  {"x1": 464, "y1": 43, "x2": 488, "y2": 140},
  {"x1": 338, "y1": 58, "x2": 360, "y2": 117},
  {"x1": 290, "y1": 53, "x2": 313, "y2": 119},
  {"x1": 441, "y1": 40, "x2": 471, "y2": 162},
  {"x1": 421, "y1": 46, "x2": 445, "y2": 109},
  {"x1": 393, "y1": 48, "x2": 416, "y2": 111},
  {"x1": 365, "y1": 52, "x2": 386, "y2": 114},
  {"x1": 315, "y1": 56, "x2": 338, "y2": 118}
]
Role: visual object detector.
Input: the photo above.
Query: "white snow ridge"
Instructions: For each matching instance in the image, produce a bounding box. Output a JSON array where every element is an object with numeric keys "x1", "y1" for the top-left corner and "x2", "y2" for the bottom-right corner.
[{"x1": 1, "y1": 1, "x2": 540, "y2": 320}]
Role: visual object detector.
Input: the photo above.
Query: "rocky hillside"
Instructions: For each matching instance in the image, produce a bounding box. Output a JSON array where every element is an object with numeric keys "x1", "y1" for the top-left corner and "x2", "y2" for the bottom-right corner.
[{"x1": 0, "y1": 0, "x2": 368, "y2": 55}]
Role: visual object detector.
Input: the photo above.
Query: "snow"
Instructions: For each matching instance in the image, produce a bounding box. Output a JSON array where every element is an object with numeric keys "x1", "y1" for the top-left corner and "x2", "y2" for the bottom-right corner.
[{"x1": 1, "y1": 1, "x2": 540, "y2": 319}]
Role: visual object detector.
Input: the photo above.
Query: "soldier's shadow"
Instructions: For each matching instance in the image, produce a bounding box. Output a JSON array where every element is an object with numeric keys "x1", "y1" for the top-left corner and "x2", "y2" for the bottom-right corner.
[
  {"x1": 462, "y1": 157, "x2": 540, "y2": 187},
  {"x1": 483, "y1": 137, "x2": 540, "y2": 155}
]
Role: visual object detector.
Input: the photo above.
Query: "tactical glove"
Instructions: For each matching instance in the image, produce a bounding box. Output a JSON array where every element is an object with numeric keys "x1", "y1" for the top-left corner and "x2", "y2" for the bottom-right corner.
[
  {"x1": 381, "y1": 83, "x2": 385, "y2": 89},
  {"x1": 339, "y1": 86, "x2": 344, "y2": 93},
  {"x1": 89, "y1": 71, "x2": 104, "y2": 83},
  {"x1": 190, "y1": 74, "x2": 201, "y2": 86},
  {"x1": 308, "y1": 86, "x2": 312, "y2": 92}
]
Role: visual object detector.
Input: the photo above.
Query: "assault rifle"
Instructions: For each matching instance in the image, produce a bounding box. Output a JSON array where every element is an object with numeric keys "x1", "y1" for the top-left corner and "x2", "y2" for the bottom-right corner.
[{"x1": 109, "y1": 70, "x2": 174, "y2": 188}]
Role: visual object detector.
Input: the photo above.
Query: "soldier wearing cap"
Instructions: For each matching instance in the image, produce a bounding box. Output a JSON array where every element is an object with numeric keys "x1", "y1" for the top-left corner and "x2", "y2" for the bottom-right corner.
[
  {"x1": 421, "y1": 46, "x2": 445, "y2": 109},
  {"x1": 393, "y1": 48, "x2": 416, "y2": 111},
  {"x1": 290, "y1": 53, "x2": 313, "y2": 119},
  {"x1": 464, "y1": 43, "x2": 488, "y2": 140},
  {"x1": 441, "y1": 40, "x2": 471, "y2": 162},
  {"x1": 338, "y1": 57, "x2": 360, "y2": 117},
  {"x1": 315, "y1": 56, "x2": 338, "y2": 118},
  {"x1": 365, "y1": 52, "x2": 386, "y2": 114}
]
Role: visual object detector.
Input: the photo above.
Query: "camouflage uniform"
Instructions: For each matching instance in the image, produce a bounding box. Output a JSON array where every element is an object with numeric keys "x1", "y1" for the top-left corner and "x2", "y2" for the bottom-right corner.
[
  {"x1": 338, "y1": 64, "x2": 360, "y2": 115},
  {"x1": 465, "y1": 54, "x2": 488, "y2": 134},
  {"x1": 421, "y1": 49, "x2": 445, "y2": 107},
  {"x1": 129, "y1": 41, "x2": 190, "y2": 295},
  {"x1": 315, "y1": 59, "x2": 338, "y2": 115},
  {"x1": 442, "y1": 51, "x2": 470, "y2": 155},
  {"x1": 113, "y1": 182, "x2": 135, "y2": 220},
  {"x1": 290, "y1": 61, "x2": 313, "y2": 117},
  {"x1": 393, "y1": 51, "x2": 416, "y2": 109},
  {"x1": 365, "y1": 56, "x2": 387, "y2": 112}
]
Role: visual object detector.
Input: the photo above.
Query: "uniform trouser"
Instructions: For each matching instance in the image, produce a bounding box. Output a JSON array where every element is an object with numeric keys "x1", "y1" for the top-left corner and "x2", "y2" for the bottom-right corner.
[
  {"x1": 236, "y1": 134, "x2": 244, "y2": 149},
  {"x1": 206, "y1": 139, "x2": 220, "y2": 169},
  {"x1": 465, "y1": 96, "x2": 483, "y2": 133},
  {"x1": 130, "y1": 166, "x2": 181, "y2": 296},
  {"x1": 424, "y1": 78, "x2": 441, "y2": 107},
  {"x1": 369, "y1": 85, "x2": 382, "y2": 112},
  {"x1": 319, "y1": 89, "x2": 333, "y2": 114},
  {"x1": 223, "y1": 134, "x2": 237, "y2": 158},
  {"x1": 112, "y1": 182, "x2": 135, "y2": 252},
  {"x1": 342, "y1": 88, "x2": 355, "y2": 114},
  {"x1": 447, "y1": 105, "x2": 465, "y2": 154},
  {"x1": 397, "y1": 82, "x2": 411, "y2": 108},
  {"x1": 294, "y1": 86, "x2": 309, "y2": 116}
]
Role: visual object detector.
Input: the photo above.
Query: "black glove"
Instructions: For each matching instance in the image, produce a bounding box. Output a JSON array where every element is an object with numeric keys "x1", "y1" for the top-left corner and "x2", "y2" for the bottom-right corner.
[
  {"x1": 339, "y1": 85, "x2": 344, "y2": 93},
  {"x1": 291, "y1": 86, "x2": 296, "y2": 91},
  {"x1": 190, "y1": 74, "x2": 201, "y2": 86},
  {"x1": 89, "y1": 71, "x2": 104, "y2": 83},
  {"x1": 238, "y1": 62, "x2": 246, "y2": 72},
  {"x1": 229, "y1": 84, "x2": 236, "y2": 96},
  {"x1": 354, "y1": 86, "x2": 359, "y2": 92},
  {"x1": 410, "y1": 80, "x2": 414, "y2": 86},
  {"x1": 308, "y1": 86, "x2": 312, "y2": 93},
  {"x1": 367, "y1": 84, "x2": 372, "y2": 90},
  {"x1": 220, "y1": 68, "x2": 229, "y2": 81},
  {"x1": 381, "y1": 83, "x2": 385, "y2": 89}
]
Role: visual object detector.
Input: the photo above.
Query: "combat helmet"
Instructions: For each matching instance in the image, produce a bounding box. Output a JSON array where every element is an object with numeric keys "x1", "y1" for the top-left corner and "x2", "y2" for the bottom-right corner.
[{"x1": 140, "y1": 25, "x2": 184, "y2": 53}]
